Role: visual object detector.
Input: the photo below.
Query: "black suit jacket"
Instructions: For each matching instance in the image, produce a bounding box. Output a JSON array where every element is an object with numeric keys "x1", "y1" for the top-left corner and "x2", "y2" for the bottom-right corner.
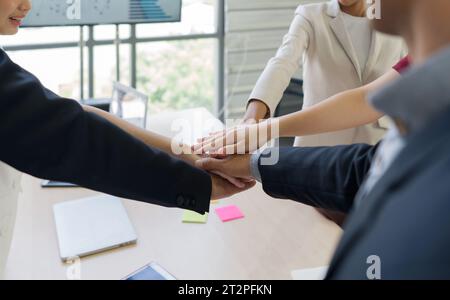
[
  {"x1": 0, "y1": 49, "x2": 211, "y2": 214},
  {"x1": 258, "y1": 107, "x2": 450, "y2": 279}
]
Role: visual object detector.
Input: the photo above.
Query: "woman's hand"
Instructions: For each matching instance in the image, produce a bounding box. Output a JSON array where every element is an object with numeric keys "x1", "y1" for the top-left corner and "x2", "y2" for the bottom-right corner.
[
  {"x1": 192, "y1": 119, "x2": 276, "y2": 156},
  {"x1": 82, "y1": 105, "x2": 250, "y2": 188}
]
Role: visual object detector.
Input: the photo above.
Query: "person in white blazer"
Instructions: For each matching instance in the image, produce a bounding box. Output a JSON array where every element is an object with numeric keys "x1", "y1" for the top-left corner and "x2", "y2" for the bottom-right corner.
[
  {"x1": 242, "y1": 0, "x2": 406, "y2": 147},
  {"x1": 193, "y1": 0, "x2": 407, "y2": 226}
]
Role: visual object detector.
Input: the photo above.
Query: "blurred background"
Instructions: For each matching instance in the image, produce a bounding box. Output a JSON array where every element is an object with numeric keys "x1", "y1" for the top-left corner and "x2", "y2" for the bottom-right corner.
[{"x1": 1, "y1": 0, "x2": 316, "y2": 122}]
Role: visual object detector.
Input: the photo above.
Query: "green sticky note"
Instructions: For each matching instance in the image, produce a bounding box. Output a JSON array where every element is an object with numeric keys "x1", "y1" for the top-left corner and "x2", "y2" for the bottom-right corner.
[{"x1": 182, "y1": 210, "x2": 209, "y2": 224}]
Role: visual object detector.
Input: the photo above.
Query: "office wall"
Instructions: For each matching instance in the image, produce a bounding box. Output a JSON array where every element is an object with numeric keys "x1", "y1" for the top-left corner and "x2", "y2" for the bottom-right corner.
[{"x1": 224, "y1": 0, "x2": 320, "y2": 119}]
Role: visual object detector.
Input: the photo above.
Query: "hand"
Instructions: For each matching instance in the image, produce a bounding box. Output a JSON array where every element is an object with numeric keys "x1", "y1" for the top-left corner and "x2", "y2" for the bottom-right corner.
[
  {"x1": 193, "y1": 120, "x2": 276, "y2": 157},
  {"x1": 211, "y1": 170, "x2": 252, "y2": 189},
  {"x1": 178, "y1": 150, "x2": 250, "y2": 189},
  {"x1": 210, "y1": 174, "x2": 256, "y2": 201},
  {"x1": 244, "y1": 99, "x2": 270, "y2": 121},
  {"x1": 197, "y1": 155, "x2": 254, "y2": 181}
]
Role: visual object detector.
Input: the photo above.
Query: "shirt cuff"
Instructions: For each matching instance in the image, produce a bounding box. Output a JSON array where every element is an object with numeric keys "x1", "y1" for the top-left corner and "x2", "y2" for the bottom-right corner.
[{"x1": 250, "y1": 152, "x2": 263, "y2": 182}]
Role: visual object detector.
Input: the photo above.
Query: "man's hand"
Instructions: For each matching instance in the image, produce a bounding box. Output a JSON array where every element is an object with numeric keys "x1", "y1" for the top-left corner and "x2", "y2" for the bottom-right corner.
[
  {"x1": 210, "y1": 174, "x2": 256, "y2": 200},
  {"x1": 197, "y1": 155, "x2": 254, "y2": 181},
  {"x1": 178, "y1": 149, "x2": 250, "y2": 189}
]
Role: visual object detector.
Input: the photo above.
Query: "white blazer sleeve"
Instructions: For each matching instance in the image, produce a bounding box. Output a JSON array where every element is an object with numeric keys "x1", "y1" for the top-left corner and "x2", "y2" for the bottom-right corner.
[{"x1": 248, "y1": 6, "x2": 312, "y2": 116}]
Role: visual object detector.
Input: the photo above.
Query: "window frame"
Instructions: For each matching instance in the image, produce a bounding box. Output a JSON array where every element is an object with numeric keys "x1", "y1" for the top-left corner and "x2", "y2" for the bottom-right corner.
[{"x1": 3, "y1": 0, "x2": 225, "y2": 119}]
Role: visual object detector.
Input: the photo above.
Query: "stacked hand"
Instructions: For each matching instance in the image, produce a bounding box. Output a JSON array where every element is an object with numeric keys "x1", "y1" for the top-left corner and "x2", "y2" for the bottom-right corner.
[
  {"x1": 181, "y1": 148, "x2": 255, "y2": 201},
  {"x1": 198, "y1": 155, "x2": 253, "y2": 182},
  {"x1": 187, "y1": 119, "x2": 278, "y2": 201},
  {"x1": 192, "y1": 119, "x2": 276, "y2": 157},
  {"x1": 210, "y1": 171, "x2": 255, "y2": 201},
  {"x1": 199, "y1": 154, "x2": 255, "y2": 202}
]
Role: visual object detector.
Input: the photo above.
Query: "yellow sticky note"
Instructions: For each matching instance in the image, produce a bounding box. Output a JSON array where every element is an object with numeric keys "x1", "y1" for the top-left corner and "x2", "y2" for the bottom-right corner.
[
  {"x1": 211, "y1": 200, "x2": 220, "y2": 205},
  {"x1": 182, "y1": 210, "x2": 209, "y2": 224}
]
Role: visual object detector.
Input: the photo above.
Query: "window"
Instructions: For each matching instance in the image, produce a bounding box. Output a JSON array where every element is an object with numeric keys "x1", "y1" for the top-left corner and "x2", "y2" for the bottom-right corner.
[
  {"x1": 6, "y1": 47, "x2": 82, "y2": 99},
  {"x1": 137, "y1": 39, "x2": 215, "y2": 114},
  {"x1": 94, "y1": 44, "x2": 132, "y2": 98},
  {"x1": 1, "y1": 0, "x2": 224, "y2": 116}
]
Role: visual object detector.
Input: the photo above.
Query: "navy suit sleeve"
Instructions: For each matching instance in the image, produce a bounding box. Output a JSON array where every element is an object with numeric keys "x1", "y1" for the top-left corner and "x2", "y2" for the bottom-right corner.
[
  {"x1": 258, "y1": 144, "x2": 378, "y2": 213},
  {"x1": 0, "y1": 50, "x2": 211, "y2": 214}
]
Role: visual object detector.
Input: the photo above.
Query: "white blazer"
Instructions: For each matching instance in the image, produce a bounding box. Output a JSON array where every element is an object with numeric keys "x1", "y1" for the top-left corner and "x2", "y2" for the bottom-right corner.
[
  {"x1": 249, "y1": 0, "x2": 407, "y2": 146},
  {"x1": 0, "y1": 162, "x2": 22, "y2": 279}
]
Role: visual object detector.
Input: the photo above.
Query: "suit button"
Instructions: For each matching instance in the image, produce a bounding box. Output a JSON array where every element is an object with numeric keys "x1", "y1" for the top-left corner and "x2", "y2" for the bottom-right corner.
[{"x1": 176, "y1": 195, "x2": 186, "y2": 207}]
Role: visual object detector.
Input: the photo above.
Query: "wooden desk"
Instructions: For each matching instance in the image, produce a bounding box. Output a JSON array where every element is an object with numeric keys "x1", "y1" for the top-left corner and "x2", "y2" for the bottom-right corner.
[
  {"x1": 4, "y1": 108, "x2": 342, "y2": 279},
  {"x1": 4, "y1": 175, "x2": 341, "y2": 280}
]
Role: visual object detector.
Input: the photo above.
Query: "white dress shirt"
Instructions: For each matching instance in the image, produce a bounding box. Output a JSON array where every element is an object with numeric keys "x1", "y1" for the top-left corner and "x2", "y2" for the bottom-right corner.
[
  {"x1": 341, "y1": 12, "x2": 372, "y2": 74},
  {"x1": 357, "y1": 123, "x2": 405, "y2": 201}
]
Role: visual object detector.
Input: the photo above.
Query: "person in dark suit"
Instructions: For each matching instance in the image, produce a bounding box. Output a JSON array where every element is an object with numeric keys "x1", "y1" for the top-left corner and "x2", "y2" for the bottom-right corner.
[
  {"x1": 0, "y1": 0, "x2": 254, "y2": 214},
  {"x1": 197, "y1": 0, "x2": 450, "y2": 279},
  {"x1": 0, "y1": 0, "x2": 257, "y2": 277}
]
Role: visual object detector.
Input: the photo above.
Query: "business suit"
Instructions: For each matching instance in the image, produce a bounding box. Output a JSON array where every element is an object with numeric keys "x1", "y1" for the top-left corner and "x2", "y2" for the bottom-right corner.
[
  {"x1": 0, "y1": 49, "x2": 211, "y2": 276},
  {"x1": 249, "y1": 0, "x2": 406, "y2": 147},
  {"x1": 258, "y1": 104, "x2": 450, "y2": 279},
  {"x1": 254, "y1": 45, "x2": 450, "y2": 279}
]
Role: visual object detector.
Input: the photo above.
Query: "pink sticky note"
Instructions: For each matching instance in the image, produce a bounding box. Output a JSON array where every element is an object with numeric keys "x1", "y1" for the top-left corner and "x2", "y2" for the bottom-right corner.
[{"x1": 215, "y1": 205, "x2": 245, "y2": 222}]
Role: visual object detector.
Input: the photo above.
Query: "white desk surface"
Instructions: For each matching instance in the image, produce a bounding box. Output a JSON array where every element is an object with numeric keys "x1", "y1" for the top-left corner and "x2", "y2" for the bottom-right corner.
[
  {"x1": 4, "y1": 176, "x2": 341, "y2": 280},
  {"x1": 4, "y1": 108, "x2": 342, "y2": 280}
]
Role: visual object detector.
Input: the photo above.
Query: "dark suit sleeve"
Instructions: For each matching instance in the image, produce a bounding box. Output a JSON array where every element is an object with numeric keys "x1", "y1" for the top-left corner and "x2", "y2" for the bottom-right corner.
[
  {"x1": 0, "y1": 50, "x2": 211, "y2": 214},
  {"x1": 258, "y1": 144, "x2": 378, "y2": 213}
]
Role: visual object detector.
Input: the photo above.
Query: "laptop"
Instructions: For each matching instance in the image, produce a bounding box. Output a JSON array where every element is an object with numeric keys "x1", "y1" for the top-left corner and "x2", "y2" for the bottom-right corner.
[
  {"x1": 53, "y1": 195, "x2": 138, "y2": 262},
  {"x1": 110, "y1": 81, "x2": 149, "y2": 129}
]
